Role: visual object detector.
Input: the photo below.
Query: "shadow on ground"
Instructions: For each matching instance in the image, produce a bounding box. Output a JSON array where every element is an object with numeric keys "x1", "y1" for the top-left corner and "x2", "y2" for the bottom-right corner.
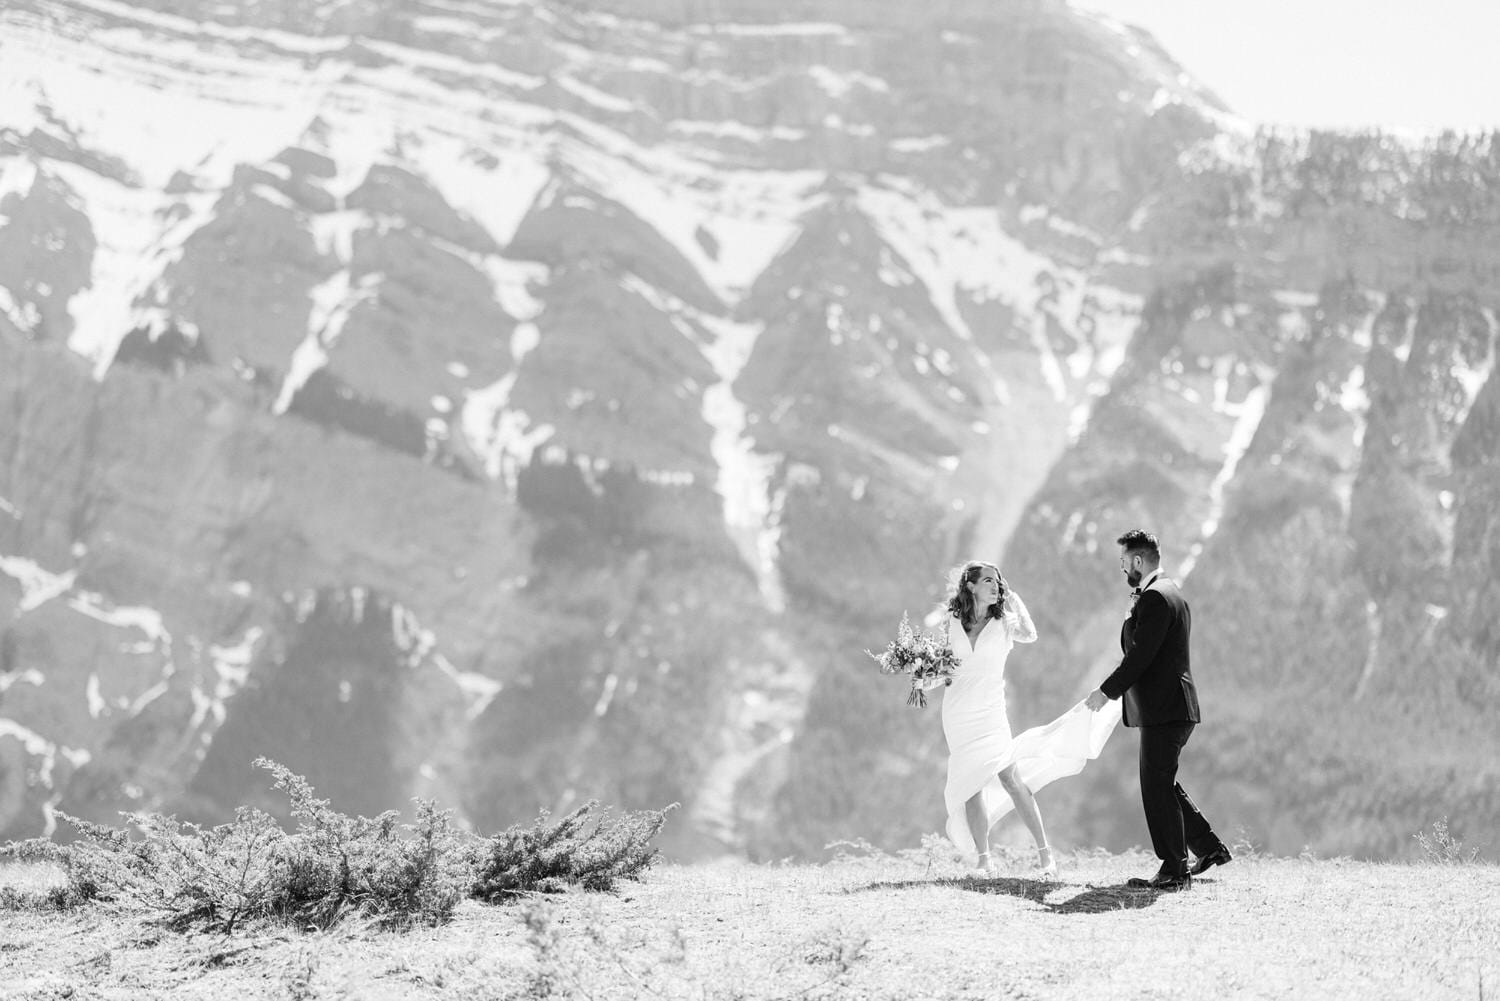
[{"x1": 852, "y1": 876, "x2": 1168, "y2": 914}]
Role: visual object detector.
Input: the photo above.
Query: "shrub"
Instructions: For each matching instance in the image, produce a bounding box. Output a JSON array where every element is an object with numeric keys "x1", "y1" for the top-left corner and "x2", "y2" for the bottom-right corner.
[
  {"x1": 1, "y1": 762, "x2": 678, "y2": 933},
  {"x1": 1414, "y1": 818, "x2": 1486, "y2": 865},
  {"x1": 0, "y1": 759, "x2": 469, "y2": 931},
  {"x1": 470, "y1": 799, "x2": 678, "y2": 901},
  {"x1": 2, "y1": 806, "x2": 291, "y2": 929},
  {"x1": 258, "y1": 758, "x2": 470, "y2": 930}
]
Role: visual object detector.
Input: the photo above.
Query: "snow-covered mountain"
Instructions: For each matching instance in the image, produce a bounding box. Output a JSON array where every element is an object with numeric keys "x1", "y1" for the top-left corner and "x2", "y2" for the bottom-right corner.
[{"x1": 1, "y1": 0, "x2": 1497, "y2": 860}]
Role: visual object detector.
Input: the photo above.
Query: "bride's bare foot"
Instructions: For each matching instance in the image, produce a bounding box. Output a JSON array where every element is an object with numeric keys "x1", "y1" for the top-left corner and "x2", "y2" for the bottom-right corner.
[
  {"x1": 1037, "y1": 845, "x2": 1058, "y2": 878},
  {"x1": 974, "y1": 851, "x2": 999, "y2": 874}
]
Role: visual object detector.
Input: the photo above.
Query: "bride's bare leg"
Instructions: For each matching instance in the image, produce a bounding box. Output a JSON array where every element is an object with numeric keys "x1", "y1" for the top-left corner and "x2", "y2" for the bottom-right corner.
[
  {"x1": 965, "y1": 793, "x2": 991, "y2": 864},
  {"x1": 999, "y1": 765, "x2": 1054, "y2": 870}
]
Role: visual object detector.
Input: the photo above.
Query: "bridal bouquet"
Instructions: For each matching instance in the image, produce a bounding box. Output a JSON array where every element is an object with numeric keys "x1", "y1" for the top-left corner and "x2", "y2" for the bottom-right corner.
[{"x1": 866, "y1": 612, "x2": 958, "y2": 708}]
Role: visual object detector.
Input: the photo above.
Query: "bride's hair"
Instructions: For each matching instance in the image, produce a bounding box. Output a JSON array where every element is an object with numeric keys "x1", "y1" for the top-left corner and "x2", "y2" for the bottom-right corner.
[{"x1": 946, "y1": 560, "x2": 1005, "y2": 624}]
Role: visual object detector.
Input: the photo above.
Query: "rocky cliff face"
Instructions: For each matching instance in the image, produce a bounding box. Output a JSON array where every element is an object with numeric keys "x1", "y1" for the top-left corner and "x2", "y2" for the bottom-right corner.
[{"x1": 1, "y1": 0, "x2": 1496, "y2": 861}]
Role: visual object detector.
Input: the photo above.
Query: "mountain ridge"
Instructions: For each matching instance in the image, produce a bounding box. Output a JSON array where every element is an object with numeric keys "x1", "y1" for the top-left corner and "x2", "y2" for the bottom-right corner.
[{"x1": 1, "y1": 0, "x2": 1497, "y2": 861}]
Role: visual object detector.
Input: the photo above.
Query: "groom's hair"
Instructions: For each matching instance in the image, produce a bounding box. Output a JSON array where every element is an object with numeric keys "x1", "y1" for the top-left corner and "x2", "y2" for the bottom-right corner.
[{"x1": 1117, "y1": 529, "x2": 1160, "y2": 561}]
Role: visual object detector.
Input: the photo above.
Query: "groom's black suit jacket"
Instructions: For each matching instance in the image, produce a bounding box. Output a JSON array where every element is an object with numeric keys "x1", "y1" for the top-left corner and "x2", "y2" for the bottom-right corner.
[{"x1": 1101, "y1": 576, "x2": 1200, "y2": 728}]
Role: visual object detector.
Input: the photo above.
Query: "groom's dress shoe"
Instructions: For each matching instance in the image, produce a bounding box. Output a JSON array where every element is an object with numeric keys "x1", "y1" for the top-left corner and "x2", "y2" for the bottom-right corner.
[
  {"x1": 1189, "y1": 845, "x2": 1232, "y2": 876},
  {"x1": 1126, "y1": 871, "x2": 1191, "y2": 891}
]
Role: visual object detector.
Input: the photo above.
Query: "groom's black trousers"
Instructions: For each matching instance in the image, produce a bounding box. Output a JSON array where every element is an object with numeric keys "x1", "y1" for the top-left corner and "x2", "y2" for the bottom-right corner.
[{"x1": 1139, "y1": 722, "x2": 1218, "y2": 873}]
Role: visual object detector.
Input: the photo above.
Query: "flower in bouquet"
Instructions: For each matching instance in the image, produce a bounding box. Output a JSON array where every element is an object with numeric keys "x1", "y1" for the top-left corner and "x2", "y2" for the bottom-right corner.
[{"x1": 866, "y1": 612, "x2": 958, "y2": 708}]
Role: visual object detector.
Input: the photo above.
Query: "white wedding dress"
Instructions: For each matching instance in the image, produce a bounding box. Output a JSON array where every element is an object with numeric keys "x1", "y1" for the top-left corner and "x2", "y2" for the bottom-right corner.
[{"x1": 937, "y1": 595, "x2": 1122, "y2": 856}]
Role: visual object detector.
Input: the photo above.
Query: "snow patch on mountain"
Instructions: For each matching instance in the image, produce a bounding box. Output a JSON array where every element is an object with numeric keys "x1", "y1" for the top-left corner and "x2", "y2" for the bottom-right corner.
[
  {"x1": 808, "y1": 65, "x2": 890, "y2": 98},
  {"x1": 0, "y1": 555, "x2": 77, "y2": 613},
  {"x1": 889, "y1": 135, "x2": 950, "y2": 154},
  {"x1": 457, "y1": 296, "x2": 549, "y2": 486},
  {"x1": 1066, "y1": 287, "x2": 1144, "y2": 441},
  {"x1": 0, "y1": 158, "x2": 39, "y2": 211},
  {"x1": 69, "y1": 591, "x2": 171, "y2": 654},
  {"x1": 620, "y1": 272, "x2": 786, "y2": 611},
  {"x1": 858, "y1": 181, "x2": 1142, "y2": 414},
  {"x1": 85, "y1": 673, "x2": 107, "y2": 719},
  {"x1": 0, "y1": 284, "x2": 41, "y2": 338},
  {"x1": 2, "y1": 10, "x2": 325, "y2": 189},
  {"x1": 558, "y1": 125, "x2": 817, "y2": 303},
  {"x1": 1025, "y1": 310, "x2": 1070, "y2": 403},
  {"x1": 433, "y1": 651, "x2": 503, "y2": 722},
  {"x1": 208, "y1": 631, "x2": 258, "y2": 700},
  {"x1": 1453, "y1": 307, "x2": 1498, "y2": 424},
  {"x1": 693, "y1": 22, "x2": 849, "y2": 38},
  {"x1": 362, "y1": 37, "x2": 545, "y2": 94},
  {"x1": 189, "y1": 627, "x2": 261, "y2": 731},
  {"x1": 0, "y1": 719, "x2": 90, "y2": 835},
  {"x1": 668, "y1": 119, "x2": 808, "y2": 145},
  {"x1": 46, "y1": 163, "x2": 217, "y2": 377},
  {"x1": 557, "y1": 74, "x2": 637, "y2": 115},
  {"x1": 1181, "y1": 376, "x2": 1274, "y2": 577},
  {"x1": 857, "y1": 184, "x2": 989, "y2": 344},
  {"x1": 69, "y1": 0, "x2": 349, "y2": 54},
  {"x1": 275, "y1": 269, "x2": 381, "y2": 415},
  {"x1": 280, "y1": 202, "x2": 542, "y2": 416},
  {"x1": 0, "y1": 668, "x2": 43, "y2": 697},
  {"x1": 858, "y1": 180, "x2": 1095, "y2": 347},
  {"x1": 419, "y1": 144, "x2": 551, "y2": 249},
  {"x1": 479, "y1": 257, "x2": 547, "y2": 322},
  {"x1": 1019, "y1": 203, "x2": 1106, "y2": 247}
]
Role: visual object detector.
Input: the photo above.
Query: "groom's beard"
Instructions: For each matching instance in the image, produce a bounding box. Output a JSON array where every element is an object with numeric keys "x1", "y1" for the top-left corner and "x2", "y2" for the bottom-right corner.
[{"x1": 1125, "y1": 569, "x2": 1142, "y2": 588}]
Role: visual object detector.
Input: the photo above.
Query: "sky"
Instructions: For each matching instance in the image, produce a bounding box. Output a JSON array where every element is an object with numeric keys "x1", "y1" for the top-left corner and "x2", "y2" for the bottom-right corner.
[{"x1": 1075, "y1": 0, "x2": 1500, "y2": 134}]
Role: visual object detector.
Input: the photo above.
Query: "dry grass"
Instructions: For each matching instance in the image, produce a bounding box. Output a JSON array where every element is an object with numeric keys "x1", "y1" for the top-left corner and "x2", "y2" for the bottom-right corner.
[{"x1": 1, "y1": 847, "x2": 1496, "y2": 1000}]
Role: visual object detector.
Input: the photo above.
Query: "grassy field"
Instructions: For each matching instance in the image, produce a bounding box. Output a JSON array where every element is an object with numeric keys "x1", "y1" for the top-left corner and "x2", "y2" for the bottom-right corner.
[{"x1": 1, "y1": 846, "x2": 1496, "y2": 1000}]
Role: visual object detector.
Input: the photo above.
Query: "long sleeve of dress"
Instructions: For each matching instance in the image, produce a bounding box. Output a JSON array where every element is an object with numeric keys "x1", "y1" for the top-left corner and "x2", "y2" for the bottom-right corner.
[{"x1": 1003, "y1": 591, "x2": 1037, "y2": 644}]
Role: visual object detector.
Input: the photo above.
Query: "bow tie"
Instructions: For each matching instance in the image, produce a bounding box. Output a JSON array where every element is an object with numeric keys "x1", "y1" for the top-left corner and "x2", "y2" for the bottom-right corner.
[{"x1": 1131, "y1": 587, "x2": 1143, "y2": 597}]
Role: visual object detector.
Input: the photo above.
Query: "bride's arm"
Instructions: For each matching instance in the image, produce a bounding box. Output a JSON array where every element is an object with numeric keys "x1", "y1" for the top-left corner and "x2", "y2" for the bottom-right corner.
[{"x1": 1003, "y1": 591, "x2": 1037, "y2": 643}]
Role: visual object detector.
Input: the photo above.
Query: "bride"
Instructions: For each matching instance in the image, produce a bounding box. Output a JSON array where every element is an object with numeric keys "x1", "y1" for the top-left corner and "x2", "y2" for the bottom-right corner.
[{"x1": 927, "y1": 561, "x2": 1120, "y2": 876}]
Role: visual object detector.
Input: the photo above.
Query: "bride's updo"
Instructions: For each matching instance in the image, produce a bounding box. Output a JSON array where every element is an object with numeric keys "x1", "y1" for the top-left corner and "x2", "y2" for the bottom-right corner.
[{"x1": 946, "y1": 560, "x2": 1006, "y2": 624}]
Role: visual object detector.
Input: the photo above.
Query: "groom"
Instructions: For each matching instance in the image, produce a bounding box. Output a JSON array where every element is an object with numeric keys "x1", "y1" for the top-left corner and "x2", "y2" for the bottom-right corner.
[{"x1": 1085, "y1": 529, "x2": 1231, "y2": 891}]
